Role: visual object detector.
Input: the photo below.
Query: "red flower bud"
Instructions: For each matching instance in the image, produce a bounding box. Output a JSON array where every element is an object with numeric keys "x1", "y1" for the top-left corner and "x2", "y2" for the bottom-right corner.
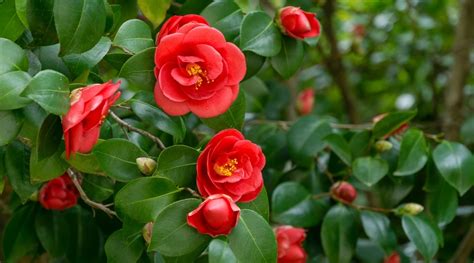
[
  {"x1": 275, "y1": 226, "x2": 307, "y2": 263},
  {"x1": 353, "y1": 24, "x2": 366, "y2": 38},
  {"x1": 156, "y1": 14, "x2": 208, "y2": 44},
  {"x1": 384, "y1": 252, "x2": 401, "y2": 263},
  {"x1": 331, "y1": 181, "x2": 357, "y2": 203},
  {"x1": 296, "y1": 89, "x2": 315, "y2": 115},
  {"x1": 372, "y1": 113, "x2": 409, "y2": 139},
  {"x1": 39, "y1": 174, "x2": 79, "y2": 210},
  {"x1": 187, "y1": 194, "x2": 240, "y2": 237},
  {"x1": 277, "y1": 6, "x2": 321, "y2": 40}
]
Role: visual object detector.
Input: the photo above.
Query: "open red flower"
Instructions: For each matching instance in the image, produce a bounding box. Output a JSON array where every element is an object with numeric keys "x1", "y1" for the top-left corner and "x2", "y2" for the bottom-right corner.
[
  {"x1": 187, "y1": 194, "x2": 240, "y2": 237},
  {"x1": 39, "y1": 174, "x2": 79, "y2": 210},
  {"x1": 275, "y1": 226, "x2": 307, "y2": 263},
  {"x1": 154, "y1": 19, "x2": 246, "y2": 118},
  {"x1": 156, "y1": 14, "x2": 208, "y2": 44},
  {"x1": 196, "y1": 129, "x2": 265, "y2": 202},
  {"x1": 278, "y1": 6, "x2": 321, "y2": 39},
  {"x1": 296, "y1": 88, "x2": 315, "y2": 115},
  {"x1": 62, "y1": 81, "x2": 121, "y2": 159}
]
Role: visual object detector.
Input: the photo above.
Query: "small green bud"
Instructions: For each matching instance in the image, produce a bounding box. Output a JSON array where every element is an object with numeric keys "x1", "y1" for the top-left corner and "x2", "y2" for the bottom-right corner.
[
  {"x1": 395, "y1": 203, "x2": 424, "y2": 216},
  {"x1": 375, "y1": 140, "x2": 393, "y2": 153},
  {"x1": 136, "y1": 157, "x2": 157, "y2": 176},
  {"x1": 29, "y1": 191, "x2": 39, "y2": 202},
  {"x1": 142, "y1": 222, "x2": 154, "y2": 244}
]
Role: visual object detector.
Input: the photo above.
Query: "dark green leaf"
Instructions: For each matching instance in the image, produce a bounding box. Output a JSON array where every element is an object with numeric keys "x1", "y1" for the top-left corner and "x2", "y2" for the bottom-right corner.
[
  {"x1": 324, "y1": 133, "x2": 352, "y2": 166},
  {"x1": 239, "y1": 187, "x2": 270, "y2": 222},
  {"x1": 81, "y1": 174, "x2": 114, "y2": 202},
  {"x1": 113, "y1": 19, "x2": 154, "y2": 54},
  {"x1": 137, "y1": 0, "x2": 171, "y2": 28},
  {"x1": 34, "y1": 44, "x2": 72, "y2": 77},
  {"x1": 360, "y1": 211, "x2": 397, "y2": 254},
  {"x1": 394, "y1": 129, "x2": 428, "y2": 176},
  {"x1": 153, "y1": 145, "x2": 199, "y2": 187},
  {"x1": 93, "y1": 138, "x2": 148, "y2": 182},
  {"x1": 349, "y1": 130, "x2": 371, "y2": 158},
  {"x1": 64, "y1": 151, "x2": 104, "y2": 175},
  {"x1": 201, "y1": 0, "x2": 244, "y2": 40},
  {"x1": 35, "y1": 208, "x2": 70, "y2": 258},
  {"x1": 234, "y1": 0, "x2": 260, "y2": 13},
  {"x1": 240, "y1": 11, "x2": 282, "y2": 57},
  {"x1": 372, "y1": 111, "x2": 416, "y2": 139},
  {"x1": 62, "y1": 37, "x2": 112, "y2": 76},
  {"x1": 54, "y1": 0, "x2": 106, "y2": 55},
  {"x1": 0, "y1": 0, "x2": 25, "y2": 41},
  {"x1": 26, "y1": 0, "x2": 57, "y2": 45},
  {"x1": 149, "y1": 199, "x2": 211, "y2": 256},
  {"x1": 118, "y1": 47, "x2": 156, "y2": 91},
  {"x1": 30, "y1": 144, "x2": 68, "y2": 183},
  {"x1": 270, "y1": 36, "x2": 304, "y2": 79},
  {"x1": 243, "y1": 51, "x2": 266, "y2": 80},
  {"x1": 105, "y1": 229, "x2": 145, "y2": 263},
  {"x1": 0, "y1": 71, "x2": 32, "y2": 110},
  {"x1": 241, "y1": 76, "x2": 268, "y2": 112},
  {"x1": 426, "y1": 178, "x2": 458, "y2": 225},
  {"x1": 36, "y1": 114, "x2": 62, "y2": 160},
  {"x1": 208, "y1": 239, "x2": 237, "y2": 263},
  {"x1": 321, "y1": 205, "x2": 357, "y2": 263},
  {"x1": 0, "y1": 111, "x2": 23, "y2": 146},
  {"x1": 353, "y1": 157, "x2": 389, "y2": 187},
  {"x1": 0, "y1": 38, "x2": 28, "y2": 75},
  {"x1": 201, "y1": 90, "x2": 246, "y2": 131},
  {"x1": 402, "y1": 215, "x2": 439, "y2": 262}
]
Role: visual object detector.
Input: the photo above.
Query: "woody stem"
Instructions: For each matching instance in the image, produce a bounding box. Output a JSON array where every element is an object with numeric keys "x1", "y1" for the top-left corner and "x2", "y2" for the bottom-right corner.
[
  {"x1": 331, "y1": 194, "x2": 394, "y2": 214},
  {"x1": 182, "y1": 187, "x2": 203, "y2": 199},
  {"x1": 109, "y1": 111, "x2": 166, "y2": 150},
  {"x1": 67, "y1": 168, "x2": 118, "y2": 218}
]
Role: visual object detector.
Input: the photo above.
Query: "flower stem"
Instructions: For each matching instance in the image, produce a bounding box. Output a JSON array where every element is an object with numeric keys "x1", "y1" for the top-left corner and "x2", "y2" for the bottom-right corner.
[
  {"x1": 331, "y1": 194, "x2": 394, "y2": 214},
  {"x1": 182, "y1": 187, "x2": 203, "y2": 199}
]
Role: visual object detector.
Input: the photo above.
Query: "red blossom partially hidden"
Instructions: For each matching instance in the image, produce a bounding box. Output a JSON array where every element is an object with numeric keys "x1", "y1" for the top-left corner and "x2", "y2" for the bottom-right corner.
[
  {"x1": 39, "y1": 174, "x2": 79, "y2": 211},
  {"x1": 278, "y1": 6, "x2": 321, "y2": 40},
  {"x1": 384, "y1": 252, "x2": 401, "y2": 263},
  {"x1": 275, "y1": 226, "x2": 307, "y2": 263},
  {"x1": 296, "y1": 88, "x2": 315, "y2": 115},
  {"x1": 331, "y1": 181, "x2": 358, "y2": 203},
  {"x1": 372, "y1": 113, "x2": 409, "y2": 139}
]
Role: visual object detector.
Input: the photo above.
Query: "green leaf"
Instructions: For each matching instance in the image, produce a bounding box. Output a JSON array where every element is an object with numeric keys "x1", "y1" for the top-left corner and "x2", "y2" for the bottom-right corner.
[
  {"x1": 81, "y1": 174, "x2": 114, "y2": 202},
  {"x1": 93, "y1": 138, "x2": 148, "y2": 182},
  {"x1": 54, "y1": 0, "x2": 106, "y2": 55},
  {"x1": 149, "y1": 199, "x2": 211, "y2": 256},
  {"x1": 208, "y1": 239, "x2": 237, "y2": 263},
  {"x1": 239, "y1": 187, "x2": 270, "y2": 222},
  {"x1": 35, "y1": 209, "x2": 70, "y2": 258},
  {"x1": 105, "y1": 229, "x2": 145, "y2": 263},
  {"x1": 360, "y1": 211, "x2": 397, "y2": 254},
  {"x1": 324, "y1": 133, "x2": 352, "y2": 166},
  {"x1": 372, "y1": 111, "x2": 416, "y2": 139},
  {"x1": 118, "y1": 47, "x2": 156, "y2": 91},
  {"x1": 394, "y1": 129, "x2": 428, "y2": 176},
  {"x1": 3, "y1": 204, "x2": 39, "y2": 263},
  {"x1": 0, "y1": 0, "x2": 25, "y2": 41},
  {"x1": 240, "y1": 11, "x2": 282, "y2": 57},
  {"x1": 270, "y1": 36, "x2": 304, "y2": 79},
  {"x1": 0, "y1": 38, "x2": 28, "y2": 75},
  {"x1": 137, "y1": 0, "x2": 171, "y2": 28},
  {"x1": 241, "y1": 76, "x2": 268, "y2": 112},
  {"x1": 321, "y1": 205, "x2": 357, "y2": 263},
  {"x1": 62, "y1": 37, "x2": 112, "y2": 76},
  {"x1": 288, "y1": 116, "x2": 332, "y2": 167},
  {"x1": 22, "y1": 70, "x2": 70, "y2": 115},
  {"x1": 0, "y1": 71, "x2": 32, "y2": 110},
  {"x1": 153, "y1": 145, "x2": 199, "y2": 187},
  {"x1": 402, "y1": 215, "x2": 439, "y2": 262},
  {"x1": 349, "y1": 130, "x2": 371, "y2": 158},
  {"x1": 64, "y1": 151, "x2": 104, "y2": 175},
  {"x1": 353, "y1": 157, "x2": 389, "y2": 187},
  {"x1": 234, "y1": 0, "x2": 260, "y2": 13},
  {"x1": 113, "y1": 19, "x2": 154, "y2": 54},
  {"x1": 26, "y1": 0, "x2": 57, "y2": 45},
  {"x1": 432, "y1": 141, "x2": 474, "y2": 195},
  {"x1": 243, "y1": 51, "x2": 266, "y2": 80},
  {"x1": 272, "y1": 182, "x2": 328, "y2": 227},
  {"x1": 201, "y1": 0, "x2": 244, "y2": 40},
  {"x1": 131, "y1": 100, "x2": 186, "y2": 142},
  {"x1": 30, "y1": 144, "x2": 68, "y2": 183},
  {"x1": 228, "y1": 209, "x2": 277, "y2": 263},
  {"x1": 0, "y1": 111, "x2": 23, "y2": 146},
  {"x1": 426, "y1": 177, "x2": 458, "y2": 225},
  {"x1": 201, "y1": 90, "x2": 246, "y2": 131},
  {"x1": 115, "y1": 177, "x2": 179, "y2": 223},
  {"x1": 36, "y1": 114, "x2": 62, "y2": 160}
]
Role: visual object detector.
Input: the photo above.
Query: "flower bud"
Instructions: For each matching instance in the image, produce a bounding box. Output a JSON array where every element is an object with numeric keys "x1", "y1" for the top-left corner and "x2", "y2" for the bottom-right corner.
[
  {"x1": 331, "y1": 181, "x2": 357, "y2": 203},
  {"x1": 375, "y1": 140, "x2": 393, "y2": 153},
  {"x1": 384, "y1": 251, "x2": 401, "y2": 263},
  {"x1": 277, "y1": 6, "x2": 321, "y2": 40},
  {"x1": 395, "y1": 203, "x2": 424, "y2": 216},
  {"x1": 296, "y1": 89, "x2": 315, "y2": 115},
  {"x1": 142, "y1": 222, "x2": 154, "y2": 245},
  {"x1": 136, "y1": 157, "x2": 157, "y2": 176},
  {"x1": 29, "y1": 191, "x2": 39, "y2": 202},
  {"x1": 39, "y1": 174, "x2": 79, "y2": 210}
]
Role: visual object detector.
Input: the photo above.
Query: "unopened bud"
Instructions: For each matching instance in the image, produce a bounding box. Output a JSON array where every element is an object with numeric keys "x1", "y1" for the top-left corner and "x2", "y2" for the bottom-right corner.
[
  {"x1": 375, "y1": 140, "x2": 393, "y2": 152},
  {"x1": 331, "y1": 181, "x2": 357, "y2": 203},
  {"x1": 29, "y1": 191, "x2": 39, "y2": 202},
  {"x1": 136, "y1": 157, "x2": 156, "y2": 176},
  {"x1": 142, "y1": 222, "x2": 154, "y2": 244},
  {"x1": 395, "y1": 203, "x2": 424, "y2": 216}
]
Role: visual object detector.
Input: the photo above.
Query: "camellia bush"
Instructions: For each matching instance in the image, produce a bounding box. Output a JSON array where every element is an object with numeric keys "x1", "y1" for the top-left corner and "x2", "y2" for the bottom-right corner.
[{"x1": 0, "y1": 0, "x2": 473, "y2": 263}]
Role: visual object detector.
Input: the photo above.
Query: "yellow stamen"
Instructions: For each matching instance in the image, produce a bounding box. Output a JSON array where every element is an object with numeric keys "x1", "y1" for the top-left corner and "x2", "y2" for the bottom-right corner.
[
  {"x1": 185, "y1": 63, "x2": 212, "y2": 90},
  {"x1": 213, "y1": 158, "x2": 238, "y2": 177}
]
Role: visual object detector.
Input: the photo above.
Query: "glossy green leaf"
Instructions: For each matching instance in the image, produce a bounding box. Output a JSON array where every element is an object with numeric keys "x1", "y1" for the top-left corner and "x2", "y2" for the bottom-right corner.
[
  {"x1": 64, "y1": 151, "x2": 104, "y2": 175},
  {"x1": 372, "y1": 111, "x2": 416, "y2": 139},
  {"x1": 153, "y1": 145, "x2": 199, "y2": 187},
  {"x1": 22, "y1": 70, "x2": 70, "y2": 115},
  {"x1": 0, "y1": 0, "x2": 24, "y2": 41},
  {"x1": 272, "y1": 182, "x2": 327, "y2": 227},
  {"x1": 243, "y1": 51, "x2": 266, "y2": 80},
  {"x1": 0, "y1": 38, "x2": 28, "y2": 75},
  {"x1": 270, "y1": 36, "x2": 304, "y2": 79},
  {"x1": 209, "y1": 239, "x2": 237, "y2": 263},
  {"x1": 118, "y1": 47, "x2": 156, "y2": 91},
  {"x1": 234, "y1": 0, "x2": 260, "y2": 13},
  {"x1": 349, "y1": 130, "x2": 371, "y2": 158},
  {"x1": 34, "y1": 44, "x2": 72, "y2": 77},
  {"x1": 426, "y1": 178, "x2": 458, "y2": 225},
  {"x1": 115, "y1": 177, "x2": 179, "y2": 223},
  {"x1": 394, "y1": 129, "x2": 428, "y2": 176},
  {"x1": 288, "y1": 116, "x2": 332, "y2": 167},
  {"x1": 81, "y1": 174, "x2": 114, "y2": 202},
  {"x1": 113, "y1": 19, "x2": 154, "y2": 54},
  {"x1": 62, "y1": 37, "x2": 112, "y2": 76},
  {"x1": 0, "y1": 71, "x2": 32, "y2": 110},
  {"x1": 36, "y1": 114, "x2": 62, "y2": 160},
  {"x1": 402, "y1": 215, "x2": 439, "y2": 262},
  {"x1": 201, "y1": 0, "x2": 244, "y2": 40},
  {"x1": 241, "y1": 76, "x2": 268, "y2": 112},
  {"x1": 353, "y1": 157, "x2": 389, "y2": 187},
  {"x1": 432, "y1": 141, "x2": 474, "y2": 195},
  {"x1": 15, "y1": 0, "x2": 28, "y2": 27},
  {"x1": 54, "y1": 0, "x2": 106, "y2": 55},
  {"x1": 324, "y1": 133, "x2": 352, "y2": 166},
  {"x1": 30, "y1": 144, "x2": 68, "y2": 183},
  {"x1": 321, "y1": 205, "x2": 357, "y2": 263},
  {"x1": 240, "y1": 11, "x2": 282, "y2": 57},
  {"x1": 137, "y1": 0, "x2": 171, "y2": 28},
  {"x1": 239, "y1": 187, "x2": 270, "y2": 222},
  {"x1": 93, "y1": 138, "x2": 148, "y2": 182},
  {"x1": 149, "y1": 199, "x2": 211, "y2": 256},
  {"x1": 26, "y1": 0, "x2": 57, "y2": 45},
  {"x1": 360, "y1": 211, "x2": 397, "y2": 254},
  {"x1": 35, "y1": 209, "x2": 70, "y2": 258},
  {"x1": 228, "y1": 209, "x2": 277, "y2": 263},
  {"x1": 0, "y1": 111, "x2": 23, "y2": 146},
  {"x1": 105, "y1": 229, "x2": 145, "y2": 263},
  {"x1": 201, "y1": 90, "x2": 246, "y2": 131}
]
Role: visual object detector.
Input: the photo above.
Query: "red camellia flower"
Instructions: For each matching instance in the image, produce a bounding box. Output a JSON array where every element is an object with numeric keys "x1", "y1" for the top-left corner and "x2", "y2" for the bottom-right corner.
[
  {"x1": 275, "y1": 226, "x2": 307, "y2": 263},
  {"x1": 187, "y1": 194, "x2": 240, "y2": 237},
  {"x1": 39, "y1": 174, "x2": 79, "y2": 210},
  {"x1": 278, "y1": 6, "x2": 321, "y2": 39},
  {"x1": 196, "y1": 129, "x2": 266, "y2": 202},
  {"x1": 156, "y1": 14, "x2": 209, "y2": 44},
  {"x1": 331, "y1": 181, "x2": 357, "y2": 203},
  {"x1": 296, "y1": 89, "x2": 315, "y2": 115},
  {"x1": 62, "y1": 81, "x2": 121, "y2": 159},
  {"x1": 372, "y1": 113, "x2": 409, "y2": 138},
  {"x1": 154, "y1": 18, "x2": 246, "y2": 118},
  {"x1": 384, "y1": 252, "x2": 401, "y2": 263}
]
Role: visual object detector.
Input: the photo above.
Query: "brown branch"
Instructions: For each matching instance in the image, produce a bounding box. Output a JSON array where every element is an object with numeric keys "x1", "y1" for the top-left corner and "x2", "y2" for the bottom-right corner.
[
  {"x1": 331, "y1": 194, "x2": 394, "y2": 214},
  {"x1": 182, "y1": 187, "x2": 203, "y2": 199},
  {"x1": 449, "y1": 223, "x2": 474, "y2": 263},
  {"x1": 109, "y1": 111, "x2": 166, "y2": 149}
]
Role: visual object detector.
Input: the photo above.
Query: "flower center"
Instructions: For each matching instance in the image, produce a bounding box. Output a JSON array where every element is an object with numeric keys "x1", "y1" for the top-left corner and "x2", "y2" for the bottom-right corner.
[
  {"x1": 213, "y1": 158, "x2": 238, "y2": 177},
  {"x1": 185, "y1": 63, "x2": 213, "y2": 90}
]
